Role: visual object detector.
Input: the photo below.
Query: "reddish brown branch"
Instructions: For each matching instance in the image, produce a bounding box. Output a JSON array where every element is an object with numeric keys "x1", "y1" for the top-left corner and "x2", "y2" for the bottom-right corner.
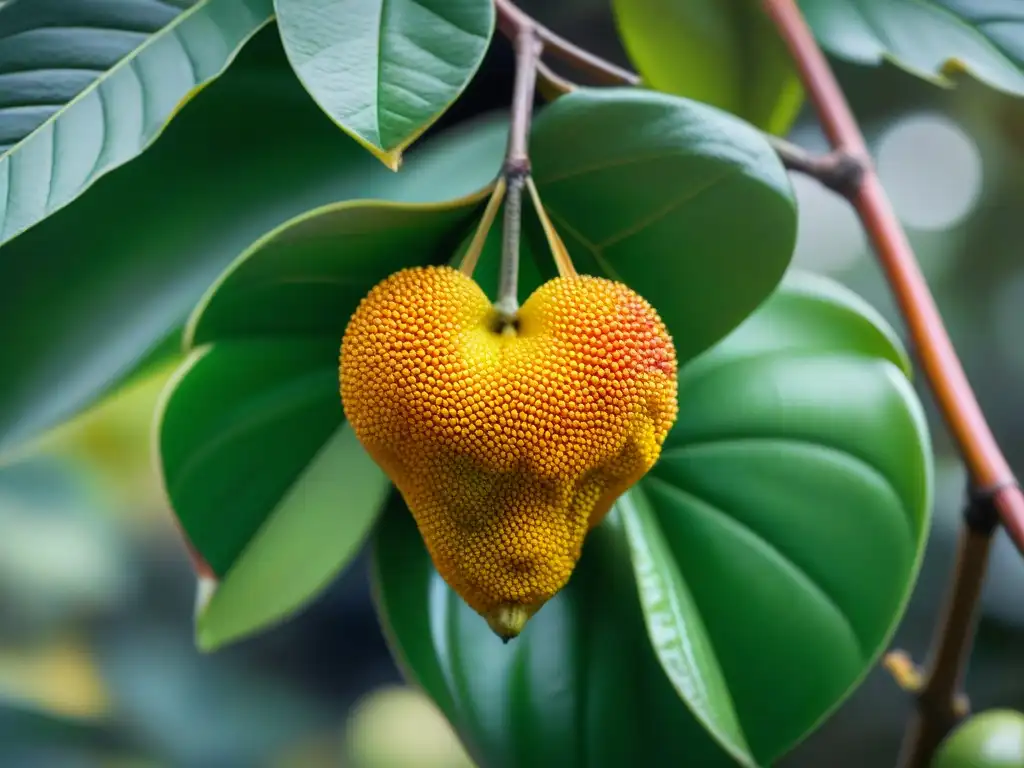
[
  {"x1": 761, "y1": 1, "x2": 1023, "y2": 766},
  {"x1": 760, "y1": 0, "x2": 1024, "y2": 551},
  {"x1": 898, "y1": 524, "x2": 993, "y2": 766},
  {"x1": 492, "y1": 3, "x2": 1024, "y2": 759}
]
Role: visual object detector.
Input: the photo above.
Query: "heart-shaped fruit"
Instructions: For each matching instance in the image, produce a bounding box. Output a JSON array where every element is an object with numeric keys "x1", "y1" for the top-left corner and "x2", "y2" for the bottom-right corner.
[{"x1": 341, "y1": 265, "x2": 678, "y2": 638}]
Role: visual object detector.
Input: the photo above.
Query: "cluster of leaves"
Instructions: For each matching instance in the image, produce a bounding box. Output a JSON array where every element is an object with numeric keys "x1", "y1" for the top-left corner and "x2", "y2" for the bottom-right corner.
[{"x1": 2, "y1": 0, "x2": 1023, "y2": 765}]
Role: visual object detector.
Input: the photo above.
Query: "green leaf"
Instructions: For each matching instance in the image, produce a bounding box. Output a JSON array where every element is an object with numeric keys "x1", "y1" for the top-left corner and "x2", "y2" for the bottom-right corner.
[
  {"x1": 529, "y1": 87, "x2": 798, "y2": 365},
  {"x1": 799, "y1": 0, "x2": 1024, "y2": 96},
  {"x1": 156, "y1": 84, "x2": 799, "y2": 651},
  {"x1": 194, "y1": 422, "x2": 389, "y2": 651},
  {"x1": 274, "y1": 0, "x2": 495, "y2": 169},
  {"x1": 635, "y1": 269, "x2": 931, "y2": 761},
  {"x1": 373, "y1": 496, "x2": 738, "y2": 768},
  {"x1": 0, "y1": 27, "x2": 500, "y2": 456},
  {"x1": 161, "y1": 340, "x2": 387, "y2": 652},
  {"x1": 0, "y1": 0, "x2": 274, "y2": 248},
  {"x1": 373, "y1": 271, "x2": 932, "y2": 766},
  {"x1": 157, "y1": 196, "x2": 489, "y2": 649},
  {"x1": 612, "y1": 0, "x2": 802, "y2": 134},
  {"x1": 186, "y1": 195, "x2": 491, "y2": 345},
  {"x1": 617, "y1": 487, "x2": 753, "y2": 766}
]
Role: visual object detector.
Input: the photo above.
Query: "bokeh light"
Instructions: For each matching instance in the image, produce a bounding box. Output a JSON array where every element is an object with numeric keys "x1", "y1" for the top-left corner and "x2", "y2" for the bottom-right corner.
[{"x1": 875, "y1": 113, "x2": 983, "y2": 231}]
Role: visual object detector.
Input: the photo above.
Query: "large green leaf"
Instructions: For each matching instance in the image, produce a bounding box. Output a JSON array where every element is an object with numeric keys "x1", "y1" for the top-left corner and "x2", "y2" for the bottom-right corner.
[
  {"x1": 157, "y1": 196, "x2": 489, "y2": 650},
  {"x1": 799, "y1": 0, "x2": 1024, "y2": 96},
  {"x1": 373, "y1": 271, "x2": 932, "y2": 766},
  {"x1": 528, "y1": 87, "x2": 798, "y2": 365},
  {"x1": 0, "y1": 0, "x2": 274, "y2": 247},
  {"x1": 612, "y1": 0, "x2": 802, "y2": 134},
  {"x1": 186, "y1": 196, "x2": 491, "y2": 345},
  {"x1": 374, "y1": 495, "x2": 733, "y2": 768},
  {"x1": 158, "y1": 84, "x2": 797, "y2": 650},
  {"x1": 0, "y1": 27, "x2": 497, "y2": 456},
  {"x1": 274, "y1": 0, "x2": 495, "y2": 169}
]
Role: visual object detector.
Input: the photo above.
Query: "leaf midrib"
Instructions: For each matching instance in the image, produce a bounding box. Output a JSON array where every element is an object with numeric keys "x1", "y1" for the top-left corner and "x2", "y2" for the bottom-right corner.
[{"x1": 0, "y1": 0, "x2": 263, "y2": 163}]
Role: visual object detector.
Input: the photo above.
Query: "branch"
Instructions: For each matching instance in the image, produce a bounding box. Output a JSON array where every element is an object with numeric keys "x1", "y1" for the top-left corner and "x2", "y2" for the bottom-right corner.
[
  {"x1": 767, "y1": 136, "x2": 865, "y2": 197},
  {"x1": 496, "y1": 0, "x2": 871, "y2": 196},
  {"x1": 496, "y1": 0, "x2": 1024, "y2": 762},
  {"x1": 897, "y1": 492, "x2": 996, "y2": 766},
  {"x1": 761, "y1": 0, "x2": 1023, "y2": 551},
  {"x1": 761, "y1": 1, "x2": 1023, "y2": 766},
  {"x1": 495, "y1": 0, "x2": 639, "y2": 87},
  {"x1": 493, "y1": 0, "x2": 1024, "y2": 540},
  {"x1": 494, "y1": 4, "x2": 543, "y2": 321}
]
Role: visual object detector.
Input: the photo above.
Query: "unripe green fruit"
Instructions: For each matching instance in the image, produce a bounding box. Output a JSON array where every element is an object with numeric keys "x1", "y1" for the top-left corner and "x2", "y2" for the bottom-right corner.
[{"x1": 932, "y1": 709, "x2": 1024, "y2": 768}]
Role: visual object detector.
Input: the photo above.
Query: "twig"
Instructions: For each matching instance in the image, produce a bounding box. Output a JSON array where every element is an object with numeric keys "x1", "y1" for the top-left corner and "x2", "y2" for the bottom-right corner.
[
  {"x1": 897, "y1": 491, "x2": 996, "y2": 766},
  {"x1": 526, "y1": 176, "x2": 577, "y2": 278},
  {"x1": 495, "y1": 0, "x2": 639, "y2": 87},
  {"x1": 494, "y1": 9, "x2": 543, "y2": 321},
  {"x1": 536, "y1": 59, "x2": 575, "y2": 99},
  {"x1": 496, "y1": 0, "x2": 1024, "y2": 762},
  {"x1": 761, "y1": 0, "x2": 1024, "y2": 552},
  {"x1": 760, "y1": 0, "x2": 1024, "y2": 765},
  {"x1": 495, "y1": 1, "x2": 872, "y2": 197},
  {"x1": 767, "y1": 136, "x2": 865, "y2": 196}
]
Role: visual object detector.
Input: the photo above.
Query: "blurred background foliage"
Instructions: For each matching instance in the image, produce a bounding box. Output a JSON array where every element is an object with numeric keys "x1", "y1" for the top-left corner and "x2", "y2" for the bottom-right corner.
[{"x1": 0, "y1": 0, "x2": 1022, "y2": 766}]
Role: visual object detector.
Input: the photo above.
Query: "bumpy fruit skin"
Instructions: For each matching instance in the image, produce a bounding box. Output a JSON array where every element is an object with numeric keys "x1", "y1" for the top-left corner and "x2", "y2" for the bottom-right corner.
[{"x1": 341, "y1": 265, "x2": 677, "y2": 638}]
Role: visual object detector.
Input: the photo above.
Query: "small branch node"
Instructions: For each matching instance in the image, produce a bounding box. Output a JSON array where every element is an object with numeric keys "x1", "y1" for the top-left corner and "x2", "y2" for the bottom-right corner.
[
  {"x1": 824, "y1": 150, "x2": 868, "y2": 195},
  {"x1": 503, "y1": 158, "x2": 531, "y2": 178},
  {"x1": 965, "y1": 479, "x2": 1019, "y2": 534},
  {"x1": 769, "y1": 136, "x2": 868, "y2": 197},
  {"x1": 495, "y1": 0, "x2": 639, "y2": 87}
]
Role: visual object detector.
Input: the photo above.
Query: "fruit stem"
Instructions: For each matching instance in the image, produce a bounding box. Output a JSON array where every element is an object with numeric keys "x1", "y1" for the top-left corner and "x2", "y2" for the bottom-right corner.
[
  {"x1": 460, "y1": 178, "x2": 507, "y2": 278},
  {"x1": 526, "y1": 177, "x2": 577, "y2": 278},
  {"x1": 495, "y1": 19, "x2": 543, "y2": 320}
]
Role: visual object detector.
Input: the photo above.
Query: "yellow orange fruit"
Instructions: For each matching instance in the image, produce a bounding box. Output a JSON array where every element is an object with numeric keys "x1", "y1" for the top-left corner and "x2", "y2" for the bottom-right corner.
[{"x1": 340, "y1": 265, "x2": 677, "y2": 638}]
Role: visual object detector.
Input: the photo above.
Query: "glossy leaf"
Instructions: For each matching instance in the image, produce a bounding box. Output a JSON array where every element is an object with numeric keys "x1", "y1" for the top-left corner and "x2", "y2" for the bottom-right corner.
[
  {"x1": 374, "y1": 496, "x2": 736, "y2": 767},
  {"x1": 529, "y1": 87, "x2": 798, "y2": 365},
  {"x1": 158, "y1": 197, "x2": 489, "y2": 649},
  {"x1": 613, "y1": 0, "x2": 802, "y2": 134},
  {"x1": 336, "y1": 87, "x2": 799, "y2": 358},
  {"x1": 186, "y1": 196, "x2": 491, "y2": 345},
  {"x1": 617, "y1": 488, "x2": 753, "y2": 765},
  {"x1": 374, "y1": 271, "x2": 932, "y2": 766},
  {"x1": 158, "y1": 84, "x2": 798, "y2": 650},
  {"x1": 275, "y1": 0, "x2": 495, "y2": 168},
  {"x1": 799, "y1": 0, "x2": 1024, "y2": 96},
  {"x1": 0, "y1": 0, "x2": 274, "y2": 248},
  {"x1": 0, "y1": 27, "x2": 499, "y2": 456}
]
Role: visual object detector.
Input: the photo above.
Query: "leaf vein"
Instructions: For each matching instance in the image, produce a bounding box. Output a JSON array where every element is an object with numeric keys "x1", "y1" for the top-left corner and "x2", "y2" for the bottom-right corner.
[
  {"x1": 658, "y1": 436, "x2": 915, "y2": 540},
  {"x1": 642, "y1": 474, "x2": 867, "y2": 662},
  {"x1": 595, "y1": 166, "x2": 740, "y2": 250}
]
